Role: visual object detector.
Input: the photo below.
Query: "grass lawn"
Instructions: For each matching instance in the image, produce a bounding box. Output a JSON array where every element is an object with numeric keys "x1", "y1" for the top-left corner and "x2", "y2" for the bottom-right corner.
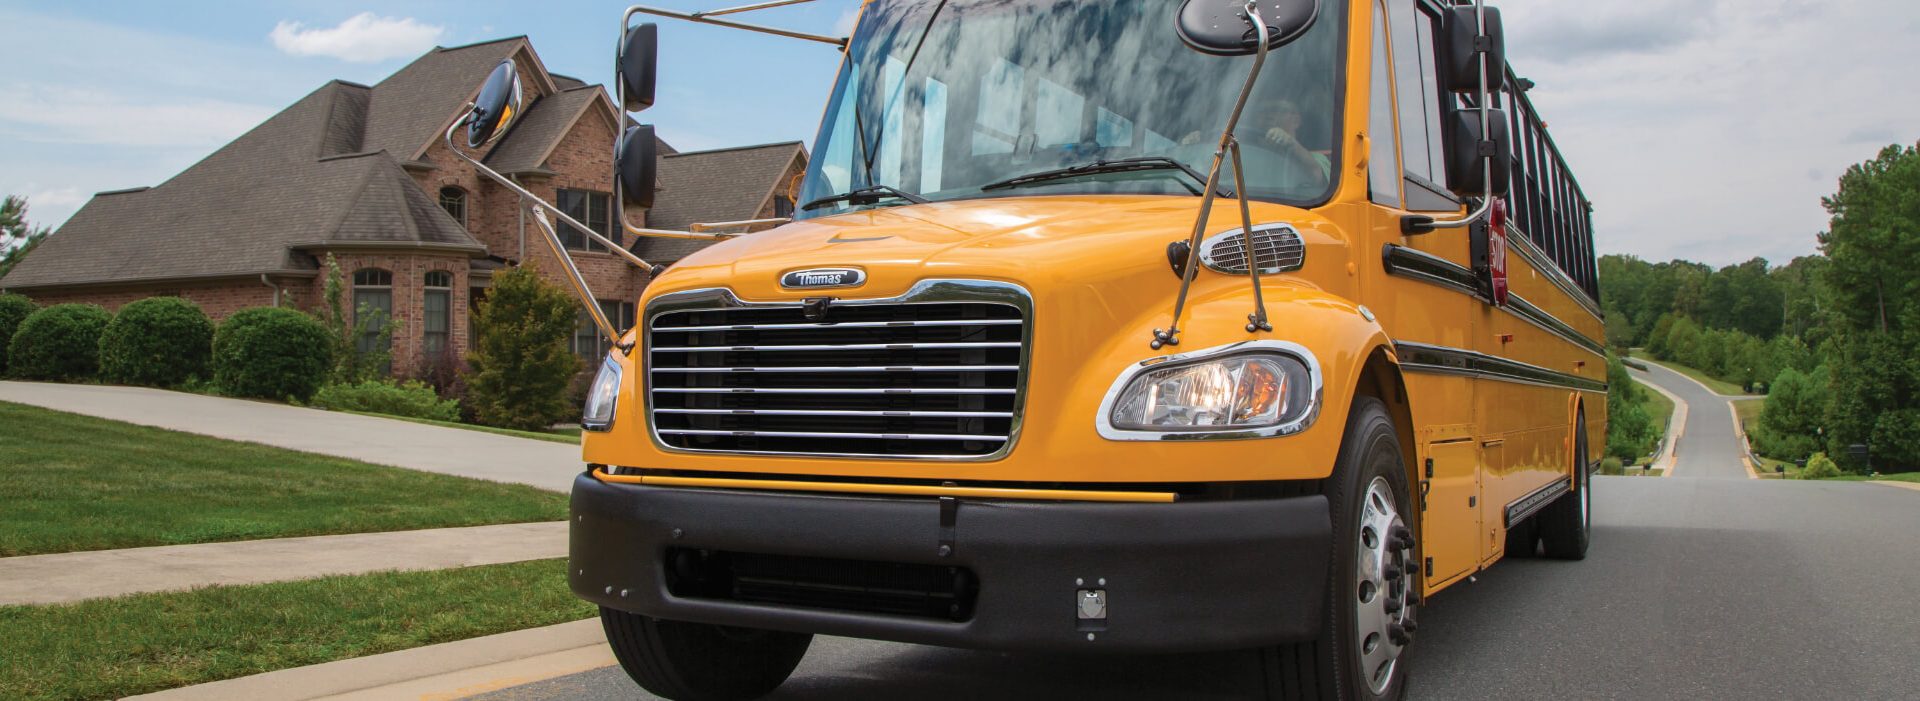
[
  {"x1": 0, "y1": 559, "x2": 593, "y2": 701},
  {"x1": 1645, "y1": 358, "x2": 1748, "y2": 396},
  {"x1": 340, "y1": 410, "x2": 581, "y2": 444},
  {"x1": 1826, "y1": 472, "x2": 1920, "y2": 484},
  {"x1": 0, "y1": 401, "x2": 566, "y2": 557}
]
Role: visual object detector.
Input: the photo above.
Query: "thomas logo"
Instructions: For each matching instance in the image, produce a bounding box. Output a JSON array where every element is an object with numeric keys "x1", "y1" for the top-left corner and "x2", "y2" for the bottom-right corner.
[{"x1": 780, "y1": 268, "x2": 865, "y2": 289}]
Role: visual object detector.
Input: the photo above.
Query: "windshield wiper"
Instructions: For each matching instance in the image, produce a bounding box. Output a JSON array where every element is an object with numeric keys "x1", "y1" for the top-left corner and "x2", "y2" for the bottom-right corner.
[
  {"x1": 801, "y1": 184, "x2": 930, "y2": 212},
  {"x1": 980, "y1": 157, "x2": 1226, "y2": 196}
]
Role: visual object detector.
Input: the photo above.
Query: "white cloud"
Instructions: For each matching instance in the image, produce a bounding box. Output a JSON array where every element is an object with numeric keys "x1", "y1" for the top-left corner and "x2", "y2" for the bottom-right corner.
[
  {"x1": 270, "y1": 12, "x2": 445, "y2": 63},
  {"x1": 0, "y1": 83, "x2": 275, "y2": 148}
]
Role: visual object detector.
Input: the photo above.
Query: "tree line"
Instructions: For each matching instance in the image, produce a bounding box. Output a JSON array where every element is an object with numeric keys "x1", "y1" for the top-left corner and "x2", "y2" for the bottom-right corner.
[{"x1": 1601, "y1": 143, "x2": 1920, "y2": 473}]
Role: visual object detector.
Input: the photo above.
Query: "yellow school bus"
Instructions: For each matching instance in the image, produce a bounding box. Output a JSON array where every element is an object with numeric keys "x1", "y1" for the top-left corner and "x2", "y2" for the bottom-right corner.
[{"x1": 451, "y1": 0, "x2": 1605, "y2": 698}]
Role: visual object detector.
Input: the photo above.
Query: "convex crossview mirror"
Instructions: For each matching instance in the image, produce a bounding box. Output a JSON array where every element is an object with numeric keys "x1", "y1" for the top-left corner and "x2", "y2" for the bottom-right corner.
[
  {"x1": 1175, "y1": 0, "x2": 1321, "y2": 55},
  {"x1": 466, "y1": 60, "x2": 524, "y2": 148}
]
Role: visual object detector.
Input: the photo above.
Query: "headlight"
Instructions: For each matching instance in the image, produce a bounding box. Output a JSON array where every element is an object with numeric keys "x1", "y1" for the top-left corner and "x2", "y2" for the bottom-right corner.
[
  {"x1": 582, "y1": 355, "x2": 622, "y2": 431},
  {"x1": 1100, "y1": 343, "x2": 1320, "y2": 439}
]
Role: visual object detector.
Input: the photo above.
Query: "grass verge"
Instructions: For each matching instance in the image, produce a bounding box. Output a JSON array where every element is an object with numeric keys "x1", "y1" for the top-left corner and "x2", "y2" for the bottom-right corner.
[
  {"x1": 0, "y1": 559, "x2": 592, "y2": 701},
  {"x1": 1637, "y1": 379, "x2": 1676, "y2": 464},
  {"x1": 1645, "y1": 358, "x2": 1748, "y2": 396},
  {"x1": 340, "y1": 410, "x2": 581, "y2": 444},
  {"x1": 0, "y1": 401, "x2": 566, "y2": 557}
]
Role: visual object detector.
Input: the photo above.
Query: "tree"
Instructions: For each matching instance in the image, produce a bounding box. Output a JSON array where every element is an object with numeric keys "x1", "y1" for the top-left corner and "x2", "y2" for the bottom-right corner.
[
  {"x1": 0, "y1": 195, "x2": 53, "y2": 280},
  {"x1": 1818, "y1": 142, "x2": 1920, "y2": 471},
  {"x1": 464, "y1": 265, "x2": 582, "y2": 430},
  {"x1": 1758, "y1": 366, "x2": 1827, "y2": 460}
]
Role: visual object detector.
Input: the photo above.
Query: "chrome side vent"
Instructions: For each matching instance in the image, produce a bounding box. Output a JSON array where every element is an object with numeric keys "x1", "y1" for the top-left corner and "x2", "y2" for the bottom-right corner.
[{"x1": 1199, "y1": 224, "x2": 1305, "y2": 275}]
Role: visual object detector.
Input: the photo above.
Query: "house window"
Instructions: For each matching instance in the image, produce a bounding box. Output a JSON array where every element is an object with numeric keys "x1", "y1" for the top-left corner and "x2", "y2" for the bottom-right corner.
[
  {"x1": 556, "y1": 189, "x2": 613, "y2": 252},
  {"x1": 574, "y1": 300, "x2": 636, "y2": 358},
  {"x1": 438, "y1": 187, "x2": 467, "y2": 227},
  {"x1": 423, "y1": 270, "x2": 452, "y2": 354},
  {"x1": 352, "y1": 268, "x2": 393, "y2": 356},
  {"x1": 773, "y1": 195, "x2": 794, "y2": 218}
]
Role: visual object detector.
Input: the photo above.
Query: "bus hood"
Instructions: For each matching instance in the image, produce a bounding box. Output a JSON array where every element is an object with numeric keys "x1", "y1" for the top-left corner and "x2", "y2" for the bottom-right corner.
[{"x1": 651, "y1": 194, "x2": 1344, "y2": 304}]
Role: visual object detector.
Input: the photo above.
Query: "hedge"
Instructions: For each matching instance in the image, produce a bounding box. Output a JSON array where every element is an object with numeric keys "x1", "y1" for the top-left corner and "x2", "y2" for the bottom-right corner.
[
  {"x1": 0, "y1": 293, "x2": 36, "y2": 375},
  {"x1": 98, "y1": 297, "x2": 214, "y2": 388},
  {"x1": 212, "y1": 307, "x2": 334, "y2": 401},
  {"x1": 7, "y1": 303, "x2": 111, "y2": 381},
  {"x1": 311, "y1": 379, "x2": 460, "y2": 422}
]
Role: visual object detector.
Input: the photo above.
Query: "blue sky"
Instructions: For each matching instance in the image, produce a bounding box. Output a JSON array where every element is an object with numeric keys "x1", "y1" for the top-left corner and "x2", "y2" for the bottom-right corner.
[{"x1": 3, "y1": 1, "x2": 1917, "y2": 267}]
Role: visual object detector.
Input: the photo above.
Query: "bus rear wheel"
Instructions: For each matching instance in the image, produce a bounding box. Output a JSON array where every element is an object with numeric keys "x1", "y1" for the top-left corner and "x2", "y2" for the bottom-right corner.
[
  {"x1": 600, "y1": 607, "x2": 811, "y2": 701},
  {"x1": 1259, "y1": 397, "x2": 1414, "y2": 700},
  {"x1": 1537, "y1": 411, "x2": 1591, "y2": 560}
]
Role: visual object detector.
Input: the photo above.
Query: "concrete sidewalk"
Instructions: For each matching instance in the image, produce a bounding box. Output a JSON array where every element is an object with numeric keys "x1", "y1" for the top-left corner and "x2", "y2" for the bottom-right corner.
[
  {"x1": 0, "y1": 522, "x2": 566, "y2": 606},
  {"x1": 0, "y1": 381, "x2": 581, "y2": 493},
  {"x1": 125, "y1": 619, "x2": 612, "y2": 701}
]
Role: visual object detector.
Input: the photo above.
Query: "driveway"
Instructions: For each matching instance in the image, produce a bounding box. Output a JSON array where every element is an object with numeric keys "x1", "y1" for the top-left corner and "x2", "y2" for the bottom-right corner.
[{"x1": 0, "y1": 381, "x2": 581, "y2": 492}]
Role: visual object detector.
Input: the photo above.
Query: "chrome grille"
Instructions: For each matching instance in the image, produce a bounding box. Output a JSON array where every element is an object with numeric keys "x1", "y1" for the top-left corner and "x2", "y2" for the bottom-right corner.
[
  {"x1": 1200, "y1": 224, "x2": 1306, "y2": 275},
  {"x1": 645, "y1": 281, "x2": 1030, "y2": 459}
]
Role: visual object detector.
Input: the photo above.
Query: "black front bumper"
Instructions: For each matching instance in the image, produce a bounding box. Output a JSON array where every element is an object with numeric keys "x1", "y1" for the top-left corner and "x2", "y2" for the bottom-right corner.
[{"x1": 569, "y1": 472, "x2": 1331, "y2": 653}]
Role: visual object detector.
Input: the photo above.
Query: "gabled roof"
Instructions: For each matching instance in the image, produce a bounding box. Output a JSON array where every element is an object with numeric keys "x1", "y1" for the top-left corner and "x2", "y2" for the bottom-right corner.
[
  {"x1": 484, "y1": 85, "x2": 608, "y2": 175},
  {"x1": 1, "y1": 80, "x2": 483, "y2": 290},
  {"x1": 361, "y1": 36, "x2": 555, "y2": 162},
  {"x1": 634, "y1": 142, "x2": 807, "y2": 262}
]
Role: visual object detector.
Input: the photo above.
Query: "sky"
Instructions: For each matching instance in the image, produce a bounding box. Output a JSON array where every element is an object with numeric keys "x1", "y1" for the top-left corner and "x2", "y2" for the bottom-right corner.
[{"x1": 2, "y1": 0, "x2": 1916, "y2": 268}]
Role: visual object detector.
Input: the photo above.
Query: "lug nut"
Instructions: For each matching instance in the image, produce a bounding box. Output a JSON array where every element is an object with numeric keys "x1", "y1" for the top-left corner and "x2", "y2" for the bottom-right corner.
[
  {"x1": 1385, "y1": 599, "x2": 1402, "y2": 613},
  {"x1": 1403, "y1": 619, "x2": 1419, "y2": 633}
]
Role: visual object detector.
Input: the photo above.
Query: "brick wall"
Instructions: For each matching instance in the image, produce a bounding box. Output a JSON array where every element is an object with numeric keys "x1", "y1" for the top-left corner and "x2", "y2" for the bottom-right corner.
[
  {"x1": 20, "y1": 278, "x2": 292, "y2": 321},
  {"x1": 301, "y1": 251, "x2": 471, "y2": 376}
]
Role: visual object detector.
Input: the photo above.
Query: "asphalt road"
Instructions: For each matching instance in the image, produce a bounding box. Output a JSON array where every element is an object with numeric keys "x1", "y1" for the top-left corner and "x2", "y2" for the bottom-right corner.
[{"x1": 478, "y1": 368, "x2": 1920, "y2": 700}]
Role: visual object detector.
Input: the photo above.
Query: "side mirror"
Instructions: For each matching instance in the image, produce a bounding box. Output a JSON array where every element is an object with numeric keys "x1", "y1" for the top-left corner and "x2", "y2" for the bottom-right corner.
[
  {"x1": 618, "y1": 23, "x2": 658, "y2": 112},
  {"x1": 617, "y1": 125, "x2": 658, "y2": 209},
  {"x1": 1441, "y1": 5, "x2": 1505, "y2": 93},
  {"x1": 466, "y1": 60, "x2": 524, "y2": 148},
  {"x1": 1444, "y1": 108, "x2": 1511, "y2": 198},
  {"x1": 1176, "y1": 0, "x2": 1321, "y2": 56}
]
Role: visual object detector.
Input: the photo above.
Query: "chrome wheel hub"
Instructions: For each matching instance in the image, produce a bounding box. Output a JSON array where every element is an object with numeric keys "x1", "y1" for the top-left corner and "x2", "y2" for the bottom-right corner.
[{"x1": 1354, "y1": 476, "x2": 1415, "y2": 696}]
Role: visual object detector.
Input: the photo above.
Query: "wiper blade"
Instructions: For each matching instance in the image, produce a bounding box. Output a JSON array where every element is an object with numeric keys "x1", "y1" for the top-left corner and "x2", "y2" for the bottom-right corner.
[
  {"x1": 979, "y1": 157, "x2": 1226, "y2": 196},
  {"x1": 801, "y1": 184, "x2": 930, "y2": 212}
]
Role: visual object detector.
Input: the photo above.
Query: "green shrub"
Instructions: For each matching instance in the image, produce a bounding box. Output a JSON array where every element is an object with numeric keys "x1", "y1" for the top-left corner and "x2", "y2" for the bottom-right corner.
[
  {"x1": 212, "y1": 307, "x2": 333, "y2": 401},
  {"x1": 464, "y1": 266, "x2": 581, "y2": 431},
  {"x1": 7, "y1": 303, "x2": 111, "y2": 381},
  {"x1": 312, "y1": 379, "x2": 460, "y2": 422},
  {"x1": 1799, "y1": 452, "x2": 1841, "y2": 480},
  {"x1": 97, "y1": 297, "x2": 214, "y2": 387},
  {"x1": 1599, "y1": 457, "x2": 1626, "y2": 476},
  {"x1": 0, "y1": 293, "x2": 37, "y2": 375}
]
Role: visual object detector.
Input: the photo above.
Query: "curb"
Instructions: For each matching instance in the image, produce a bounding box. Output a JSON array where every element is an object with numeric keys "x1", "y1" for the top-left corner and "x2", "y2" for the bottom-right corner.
[
  {"x1": 1630, "y1": 372, "x2": 1686, "y2": 478},
  {"x1": 1868, "y1": 481, "x2": 1920, "y2": 493},
  {"x1": 125, "y1": 619, "x2": 610, "y2": 701}
]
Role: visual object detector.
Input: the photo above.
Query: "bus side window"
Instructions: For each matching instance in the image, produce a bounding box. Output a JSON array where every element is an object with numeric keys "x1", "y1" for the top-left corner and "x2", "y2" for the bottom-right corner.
[
  {"x1": 1388, "y1": 0, "x2": 1456, "y2": 212},
  {"x1": 1367, "y1": 0, "x2": 1401, "y2": 208}
]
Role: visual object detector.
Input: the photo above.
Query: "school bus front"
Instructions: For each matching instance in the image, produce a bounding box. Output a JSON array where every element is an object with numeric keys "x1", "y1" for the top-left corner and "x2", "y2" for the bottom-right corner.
[{"x1": 570, "y1": 2, "x2": 1605, "y2": 699}]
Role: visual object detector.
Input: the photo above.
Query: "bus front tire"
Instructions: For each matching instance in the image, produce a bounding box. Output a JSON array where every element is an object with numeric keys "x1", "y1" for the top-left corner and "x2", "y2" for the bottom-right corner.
[
  {"x1": 600, "y1": 606, "x2": 811, "y2": 701},
  {"x1": 1260, "y1": 396, "x2": 1413, "y2": 700},
  {"x1": 1537, "y1": 411, "x2": 1591, "y2": 560}
]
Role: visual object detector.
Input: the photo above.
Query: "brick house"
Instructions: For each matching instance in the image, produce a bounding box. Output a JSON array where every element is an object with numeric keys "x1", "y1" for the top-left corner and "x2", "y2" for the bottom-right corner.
[{"x1": 0, "y1": 37, "x2": 807, "y2": 372}]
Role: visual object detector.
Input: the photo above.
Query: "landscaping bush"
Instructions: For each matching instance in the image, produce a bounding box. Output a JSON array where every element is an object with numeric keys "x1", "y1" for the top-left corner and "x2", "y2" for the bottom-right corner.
[
  {"x1": 1599, "y1": 457, "x2": 1626, "y2": 475},
  {"x1": 6, "y1": 303, "x2": 111, "y2": 381},
  {"x1": 1799, "y1": 452, "x2": 1841, "y2": 480},
  {"x1": 97, "y1": 297, "x2": 214, "y2": 387},
  {"x1": 312, "y1": 379, "x2": 460, "y2": 422},
  {"x1": 212, "y1": 307, "x2": 333, "y2": 401},
  {"x1": 464, "y1": 266, "x2": 581, "y2": 431},
  {"x1": 0, "y1": 293, "x2": 36, "y2": 375}
]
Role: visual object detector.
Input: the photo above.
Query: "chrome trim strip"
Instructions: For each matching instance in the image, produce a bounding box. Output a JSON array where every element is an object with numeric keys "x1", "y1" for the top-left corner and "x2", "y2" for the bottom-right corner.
[
  {"x1": 1504, "y1": 476, "x2": 1572, "y2": 527},
  {"x1": 653, "y1": 387, "x2": 1017, "y2": 395},
  {"x1": 655, "y1": 408, "x2": 1014, "y2": 418},
  {"x1": 1095, "y1": 340, "x2": 1325, "y2": 442},
  {"x1": 1506, "y1": 232, "x2": 1605, "y2": 323},
  {"x1": 651, "y1": 365, "x2": 1020, "y2": 373},
  {"x1": 1395, "y1": 341, "x2": 1608, "y2": 393},
  {"x1": 656, "y1": 319, "x2": 1023, "y2": 332},
  {"x1": 1383, "y1": 245, "x2": 1605, "y2": 358},
  {"x1": 659, "y1": 429, "x2": 1009, "y2": 442},
  {"x1": 650, "y1": 342, "x2": 1021, "y2": 352},
  {"x1": 644, "y1": 279, "x2": 1033, "y2": 462}
]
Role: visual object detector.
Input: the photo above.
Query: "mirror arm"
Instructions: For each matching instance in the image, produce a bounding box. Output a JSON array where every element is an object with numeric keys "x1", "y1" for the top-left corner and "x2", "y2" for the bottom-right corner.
[
  {"x1": 1420, "y1": 0, "x2": 1495, "y2": 232},
  {"x1": 619, "y1": 214, "x2": 743, "y2": 241},
  {"x1": 529, "y1": 208, "x2": 625, "y2": 350},
  {"x1": 693, "y1": 0, "x2": 817, "y2": 18},
  {"x1": 690, "y1": 218, "x2": 789, "y2": 232},
  {"x1": 1152, "y1": 0, "x2": 1276, "y2": 351},
  {"x1": 623, "y1": 4, "x2": 847, "y2": 47}
]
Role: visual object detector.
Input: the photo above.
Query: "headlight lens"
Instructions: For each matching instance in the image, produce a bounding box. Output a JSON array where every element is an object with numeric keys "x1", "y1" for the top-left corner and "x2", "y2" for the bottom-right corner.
[
  {"x1": 1109, "y1": 353, "x2": 1312, "y2": 431},
  {"x1": 582, "y1": 355, "x2": 622, "y2": 431}
]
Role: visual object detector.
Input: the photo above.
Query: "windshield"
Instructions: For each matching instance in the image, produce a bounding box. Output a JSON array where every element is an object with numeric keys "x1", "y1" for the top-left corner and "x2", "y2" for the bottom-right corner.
[{"x1": 796, "y1": 0, "x2": 1346, "y2": 218}]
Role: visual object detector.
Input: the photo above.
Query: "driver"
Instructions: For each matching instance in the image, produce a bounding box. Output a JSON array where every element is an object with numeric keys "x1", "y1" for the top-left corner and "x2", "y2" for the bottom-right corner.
[{"x1": 1176, "y1": 97, "x2": 1330, "y2": 192}]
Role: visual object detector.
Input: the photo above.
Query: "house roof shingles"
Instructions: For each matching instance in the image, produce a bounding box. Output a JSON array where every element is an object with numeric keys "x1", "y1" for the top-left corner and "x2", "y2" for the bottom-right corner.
[
  {"x1": 635, "y1": 142, "x2": 806, "y2": 262},
  {"x1": 484, "y1": 85, "x2": 604, "y2": 175}
]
